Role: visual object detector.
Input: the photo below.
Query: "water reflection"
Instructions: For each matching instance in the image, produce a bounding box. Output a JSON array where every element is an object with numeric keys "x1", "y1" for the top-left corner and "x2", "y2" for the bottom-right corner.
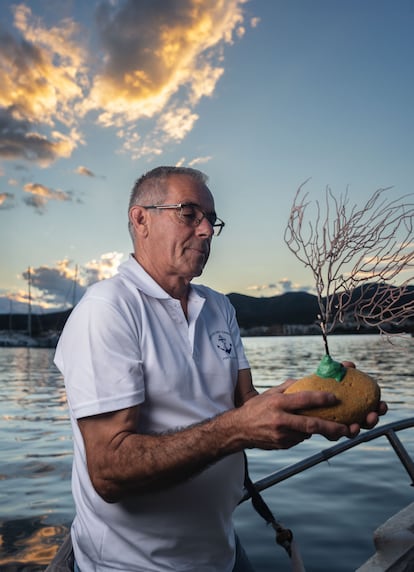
[
  {"x1": 0, "y1": 348, "x2": 73, "y2": 570},
  {"x1": 0, "y1": 517, "x2": 69, "y2": 570},
  {"x1": 1, "y1": 337, "x2": 413, "y2": 571}
]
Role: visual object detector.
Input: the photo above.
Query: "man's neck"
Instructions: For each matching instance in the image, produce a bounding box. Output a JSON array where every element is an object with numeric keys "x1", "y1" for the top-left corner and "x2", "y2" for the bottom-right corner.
[{"x1": 132, "y1": 254, "x2": 190, "y2": 309}]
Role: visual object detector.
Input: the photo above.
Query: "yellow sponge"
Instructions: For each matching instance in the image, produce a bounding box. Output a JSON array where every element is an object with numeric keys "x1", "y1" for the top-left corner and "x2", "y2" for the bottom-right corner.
[{"x1": 285, "y1": 367, "x2": 380, "y2": 425}]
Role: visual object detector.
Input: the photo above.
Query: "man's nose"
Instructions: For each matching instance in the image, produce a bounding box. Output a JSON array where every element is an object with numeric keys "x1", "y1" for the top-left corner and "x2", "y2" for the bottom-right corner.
[{"x1": 197, "y1": 215, "x2": 214, "y2": 237}]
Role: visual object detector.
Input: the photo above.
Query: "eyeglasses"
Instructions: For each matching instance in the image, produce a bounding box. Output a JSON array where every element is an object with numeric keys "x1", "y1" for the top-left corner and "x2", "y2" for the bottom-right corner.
[{"x1": 141, "y1": 203, "x2": 225, "y2": 236}]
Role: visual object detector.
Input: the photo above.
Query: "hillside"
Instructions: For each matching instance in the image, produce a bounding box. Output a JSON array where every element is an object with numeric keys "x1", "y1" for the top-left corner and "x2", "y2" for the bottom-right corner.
[
  {"x1": 227, "y1": 291, "x2": 320, "y2": 328},
  {"x1": 228, "y1": 283, "x2": 414, "y2": 334},
  {"x1": 228, "y1": 284, "x2": 414, "y2": 332},
  {"x1": 1, "y1": 284, "x2": 413, "y2": 340},
  {"x1": 0, "y1": 309, "x2": 72, "y2": 336}
]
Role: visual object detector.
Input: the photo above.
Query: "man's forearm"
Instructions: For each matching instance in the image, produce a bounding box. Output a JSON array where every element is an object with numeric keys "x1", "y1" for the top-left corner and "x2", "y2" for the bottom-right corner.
[
  {"x1": 81, "y1": 383, "x2": 357, "y2": 502},
  {"x1": 88, "y1": 408, "x2": 245, "y2": 502}
]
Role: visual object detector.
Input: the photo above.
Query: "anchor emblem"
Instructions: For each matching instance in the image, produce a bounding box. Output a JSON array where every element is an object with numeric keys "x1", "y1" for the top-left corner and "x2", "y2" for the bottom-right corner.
[{"x1": 216, "y1": 334, "x2": 232, "y2": 355}]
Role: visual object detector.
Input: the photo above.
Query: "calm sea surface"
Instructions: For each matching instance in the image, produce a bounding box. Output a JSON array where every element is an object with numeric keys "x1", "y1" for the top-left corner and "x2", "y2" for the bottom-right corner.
[{"x1": 0, "y1": 335, "x2": 413, "y2": 571}]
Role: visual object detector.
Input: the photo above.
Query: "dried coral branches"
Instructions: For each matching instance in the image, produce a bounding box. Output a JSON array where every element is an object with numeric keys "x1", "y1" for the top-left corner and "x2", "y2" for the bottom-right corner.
[{"x1": 284, "y1": 183, "x2": 414, "y2": 355}]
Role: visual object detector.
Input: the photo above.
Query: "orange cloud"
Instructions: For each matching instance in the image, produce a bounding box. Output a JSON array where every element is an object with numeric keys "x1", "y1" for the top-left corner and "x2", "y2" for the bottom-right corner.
[
  {"x1": 75, "y1": 165, "x2": 95, "y2": 177},
  {"x1": 0, "y1": 4, "x2": 87, "y2": 164},
  {"x1": 0, "y1": 0, "x2": 253, "y2": 164},
  {"x1": 22, "y1": 182, "x2": 72, "y2": 213},
  {"x1": 10, "y1": 3, "x2": 87, "y2": 124},
  {"x1": 0, "y1": 192, "x2": 15, "y2": 209},
  {"x1": 84, "y1": 0, "x2": 249, "y2": 157},
  {"x1": 24, "y1": 182, "x2": 70, "y2": 201}
]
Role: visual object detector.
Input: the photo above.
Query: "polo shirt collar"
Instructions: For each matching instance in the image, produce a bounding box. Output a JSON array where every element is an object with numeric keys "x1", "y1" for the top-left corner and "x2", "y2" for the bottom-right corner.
[{"x1": 118, "y1": 254, "x2": 203, "y2": 304}]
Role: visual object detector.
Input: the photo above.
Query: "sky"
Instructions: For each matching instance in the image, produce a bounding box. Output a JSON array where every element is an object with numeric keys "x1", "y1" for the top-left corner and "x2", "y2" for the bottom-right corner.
[{"x1": 1, "y1": 0, "x2": 413, "y2": 314}]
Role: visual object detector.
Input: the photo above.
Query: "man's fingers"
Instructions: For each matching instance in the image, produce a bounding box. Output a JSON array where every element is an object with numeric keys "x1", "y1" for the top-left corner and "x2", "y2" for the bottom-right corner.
[
  {"x1": 281, "y1": 389, "x2": 339, "y2": 411},
  {"x1": 277, "y1": 378, "x2": 298, "y2": 392},
  {"x1": 285, "y1": 410, "x2": 351, "y2": 440}
]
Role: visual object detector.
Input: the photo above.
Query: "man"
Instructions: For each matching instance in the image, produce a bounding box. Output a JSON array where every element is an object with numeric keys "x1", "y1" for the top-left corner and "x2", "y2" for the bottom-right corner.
[{"x1": 54, "y1": 166, "x2": 385, "y2": 571}]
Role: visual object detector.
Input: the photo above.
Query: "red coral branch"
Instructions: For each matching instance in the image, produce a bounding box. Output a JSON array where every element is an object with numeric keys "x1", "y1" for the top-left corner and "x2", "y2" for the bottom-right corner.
[{"x1": 284, "y1": 185, "x2": 414, "y2": 353}]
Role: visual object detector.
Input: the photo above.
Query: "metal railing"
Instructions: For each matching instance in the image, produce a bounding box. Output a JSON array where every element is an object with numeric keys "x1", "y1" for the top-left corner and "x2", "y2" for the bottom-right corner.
[{"x1": 241, "y1": 417, "x2": 414, "y2": 502}]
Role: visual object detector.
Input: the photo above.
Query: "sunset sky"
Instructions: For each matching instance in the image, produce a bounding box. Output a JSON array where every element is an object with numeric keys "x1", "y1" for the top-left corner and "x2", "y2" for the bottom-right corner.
[{"x1": 1, "y1": 0, "x2": 413, "y2": 313}]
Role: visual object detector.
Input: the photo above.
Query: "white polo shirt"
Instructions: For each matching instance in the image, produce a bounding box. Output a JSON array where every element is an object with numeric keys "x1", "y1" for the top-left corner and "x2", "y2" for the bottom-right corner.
[{"x1": 55, "y1": 255, "x2": 250, "y2": 572}]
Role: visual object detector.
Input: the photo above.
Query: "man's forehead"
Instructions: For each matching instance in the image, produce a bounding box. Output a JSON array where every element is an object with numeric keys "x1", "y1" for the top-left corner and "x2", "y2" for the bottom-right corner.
[{"x1": 165, "y1": 175, "x2": 214, "y2": 207}]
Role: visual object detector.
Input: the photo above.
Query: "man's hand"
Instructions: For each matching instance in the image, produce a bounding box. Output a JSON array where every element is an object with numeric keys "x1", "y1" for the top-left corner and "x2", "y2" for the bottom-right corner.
[
  {"x1": 234, "y1": 374, "x2": 388, "y2": 448},
  {"x1": 233, "y1": 384, "x2": 351, "y2": 450},
  {"x1": 350, "y1": 400, "x2": 388, "y2": 434}
]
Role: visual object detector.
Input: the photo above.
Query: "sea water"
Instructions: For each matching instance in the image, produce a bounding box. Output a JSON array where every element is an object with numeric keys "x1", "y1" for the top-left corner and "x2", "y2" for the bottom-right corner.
[{"x1": 0, "y1": 335, "x2": 413, "y2": 571}]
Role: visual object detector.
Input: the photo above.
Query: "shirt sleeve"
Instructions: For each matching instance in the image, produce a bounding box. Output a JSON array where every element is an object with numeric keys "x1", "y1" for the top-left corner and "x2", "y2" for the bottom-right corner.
[{"x1": 54, "y1": 295, "x2": 145, "y2": 419}]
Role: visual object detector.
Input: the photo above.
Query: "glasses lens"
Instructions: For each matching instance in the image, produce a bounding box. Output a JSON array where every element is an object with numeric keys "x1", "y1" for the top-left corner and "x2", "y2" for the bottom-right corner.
[
  {"x1": 179, "y1": 204, "x2": 199, "y2": 223},
  {"x1": 213, "y1": 221, "x2": 224, "y2": 236},
  {"x1": 179, "y1": 204, "x2": 224, "y2": 236}
]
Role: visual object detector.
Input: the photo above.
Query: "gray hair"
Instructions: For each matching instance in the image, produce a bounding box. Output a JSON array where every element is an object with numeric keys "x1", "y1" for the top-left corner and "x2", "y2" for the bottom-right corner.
[{"x1": 128, "y1": 166, "x2": 209, "y2": 242}]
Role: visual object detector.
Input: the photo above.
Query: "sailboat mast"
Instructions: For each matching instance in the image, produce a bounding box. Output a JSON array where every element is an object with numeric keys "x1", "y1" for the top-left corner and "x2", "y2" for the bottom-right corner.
[
  {"x1": 72, "y1": 264, "x2": 78, "y2": 307},
  {"x1": 27, "y1": 266, "x2": 32, "y2": 337},
  {"x1": 9, "y1": 299, "x2": 12, "y2": 332}
]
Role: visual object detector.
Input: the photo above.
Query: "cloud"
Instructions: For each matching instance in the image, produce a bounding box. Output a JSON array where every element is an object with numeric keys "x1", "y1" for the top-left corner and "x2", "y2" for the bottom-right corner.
[
  {"x1": 22, "y1": 260, "x2": 85, "y2": 309},
  {"x1": 22, "y1": 193, "x2": 48, "y2": 213},
  {"x1": 278, "y1": 279, "x2": 296, "y2": 292},
  {"x1": 0, "y1": 1, "x2": 252, "y2": 165},
  {"x1": 75, "y1": 165, "x2": 96, "y2": 177},
  {"x1": 188, "y1": 156, "x2": 213, "y2": 167},
  {"x1": 0, "y1": 108, "x2": 79, "y2": 166},
  {"x1": 0, "y1": 4, "x2": 87, "y2": 165},
  {"x1": 0, "y1": 253, "x2": 125, "y2": 313},
  {"x1": 247, "y1": 279, "x2": 315, "y2": 295},
  {"x1": 74, "y1": 165, "x2": 106, "y2": 180},
  {"x1": 0, "y1": 192, "x2": 15, "y2": 209},
  {"x1": 155, "y1": 105, "x2": 199, "y2": 142},
  {"x1": 175, "y1": 155, "x2": 212, "y2": 168},
  {"x1": 84, "y1": 0, "x2": 249, "y2": 158},
  {"x1": 23, "y1": 182, "x2": 71, "y2": 200},
  {"x1": 247, "y1": 283, "x2": 279, "y2": 293},
  {"x1": 83, "y1": 252, "x2": 124, "y2": 285},
  {"x1": 23, "y1": 182, "x2": 72, "y2": 213},
  {"x1": 0, "y1": 288, "x2": 32, "y2": 313},
  {"x1": 277, "y1": 278, "x2": 315, "y2": 294}
]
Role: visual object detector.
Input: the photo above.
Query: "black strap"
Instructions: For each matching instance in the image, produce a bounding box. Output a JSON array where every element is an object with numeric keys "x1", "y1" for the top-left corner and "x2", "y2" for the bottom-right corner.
[{"x1": 243, "y1": 451, "x2": 293, "y2": 557}]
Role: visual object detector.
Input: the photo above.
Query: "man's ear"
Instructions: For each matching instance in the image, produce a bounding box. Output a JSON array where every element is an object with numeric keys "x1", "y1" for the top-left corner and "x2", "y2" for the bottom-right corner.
[{"x1": 129, "y1": 206, "x2": 149, "y2": 237}]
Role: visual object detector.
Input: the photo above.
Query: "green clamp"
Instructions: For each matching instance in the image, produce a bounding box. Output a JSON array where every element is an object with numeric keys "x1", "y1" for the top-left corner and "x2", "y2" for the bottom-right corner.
[{"x1": 316, "y1": 354, "x2": 346, "y2": 382}]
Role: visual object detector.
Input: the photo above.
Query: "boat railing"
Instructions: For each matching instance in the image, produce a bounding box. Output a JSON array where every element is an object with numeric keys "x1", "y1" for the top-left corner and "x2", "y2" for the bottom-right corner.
[{"x1": 241, "y1": 417, "x2": 414, "y2": 503}]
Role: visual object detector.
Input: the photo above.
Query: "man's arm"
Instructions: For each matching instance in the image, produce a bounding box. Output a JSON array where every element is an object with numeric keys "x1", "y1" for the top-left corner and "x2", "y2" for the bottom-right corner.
[
  {"x1": 78, "y1": 381, "x2": 353, "y2": 503},
  {"x1": 234, "y1": 368, "x2": 258, "y2": 406}
]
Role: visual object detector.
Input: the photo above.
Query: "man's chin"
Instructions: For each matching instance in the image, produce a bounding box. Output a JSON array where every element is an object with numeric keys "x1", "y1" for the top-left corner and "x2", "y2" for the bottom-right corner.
[
  {"x1": 191, "y1": 265, "x2": 205, "y2": 279},
  {"x1": 185, "y1": 252, "x2": 209, "y2": 280},
  {"x1": 187, "y1": 262, "x2": 206, "y2": 280}
]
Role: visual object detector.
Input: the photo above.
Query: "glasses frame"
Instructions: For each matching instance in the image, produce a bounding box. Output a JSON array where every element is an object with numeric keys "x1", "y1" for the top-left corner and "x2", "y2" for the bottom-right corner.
[{"x1": 141, "y1": 202, "x2": 225, "y2": 236}]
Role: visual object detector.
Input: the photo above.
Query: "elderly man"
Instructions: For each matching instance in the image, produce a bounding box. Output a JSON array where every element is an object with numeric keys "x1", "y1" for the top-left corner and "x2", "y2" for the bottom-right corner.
[{"x1": 54, "y1": 166, "x2": 385, "y2": 571}]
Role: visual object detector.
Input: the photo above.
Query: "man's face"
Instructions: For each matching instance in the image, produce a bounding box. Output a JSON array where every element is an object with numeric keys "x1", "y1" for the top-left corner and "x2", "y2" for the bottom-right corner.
[{"x1": 143, "y1": 174, "x2": 216, "y2": 282}]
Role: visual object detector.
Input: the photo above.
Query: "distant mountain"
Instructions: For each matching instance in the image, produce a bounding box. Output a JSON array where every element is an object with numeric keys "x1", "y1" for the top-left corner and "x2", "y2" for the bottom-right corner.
[
  {"x1": 1, "y1": 284, "x2": 413, "y2": 337},
  {"x1": 0, "y1": 309, "x2": 72, "y2": 336},
  {"x1": 227, "y1": 291, "x2": 320, "y2": 329},
  {"x1": 228, "y1": 283, "x2": 414, "y2": 332}
]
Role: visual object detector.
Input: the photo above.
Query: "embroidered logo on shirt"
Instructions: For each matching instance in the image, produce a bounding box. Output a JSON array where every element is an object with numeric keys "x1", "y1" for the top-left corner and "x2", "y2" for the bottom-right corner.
[
  {"x1": 210, "y1": 331, "x2": 234, "y2": 359},
  {"x1": 217, "y1": 334, "x2": 232, "y2": 354}
]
